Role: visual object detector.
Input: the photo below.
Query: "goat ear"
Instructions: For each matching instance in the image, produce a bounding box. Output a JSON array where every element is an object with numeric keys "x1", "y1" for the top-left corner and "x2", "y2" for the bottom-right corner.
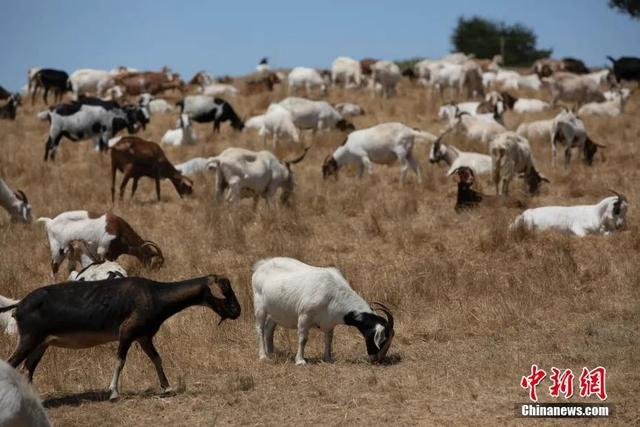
[
  {"x1": 208, "y1": 281, "x2": 226, "y2": 299},
  {"x1": 373, "y1": 326, "x2": 385, "y2": 350}
]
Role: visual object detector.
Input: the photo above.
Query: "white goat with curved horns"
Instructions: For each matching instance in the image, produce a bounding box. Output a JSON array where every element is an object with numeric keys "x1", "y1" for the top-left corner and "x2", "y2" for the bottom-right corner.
[
  {"x1": 251, "y1": 257, "x2": 395, "y2": 365},
  {"x1": 512, "y1": 190, "x2": 628, "y2": 236}
]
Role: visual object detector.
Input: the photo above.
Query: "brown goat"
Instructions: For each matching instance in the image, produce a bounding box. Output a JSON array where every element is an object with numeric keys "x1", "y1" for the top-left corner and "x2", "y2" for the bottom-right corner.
[
  {"x1": 111, "y1": 137, "x2": 193, "y2": 202},
  {"x1": 244, "y1": 72, "x2": 280, "y2": 94},
  {"x1": 113, "y1": 71, "x2": 184, "y2": 96}
]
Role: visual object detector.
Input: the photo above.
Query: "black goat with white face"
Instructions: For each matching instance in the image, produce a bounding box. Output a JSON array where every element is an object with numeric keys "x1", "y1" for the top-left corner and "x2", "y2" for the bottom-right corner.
[{"x1": 39, "y1": 97, "x2": 147, "y2": 161}]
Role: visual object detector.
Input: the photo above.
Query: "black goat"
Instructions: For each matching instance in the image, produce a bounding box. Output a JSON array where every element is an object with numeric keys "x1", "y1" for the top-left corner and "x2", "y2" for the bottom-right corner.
[
  {"x1": 31, "y1": 68, "x2": 69, "y2": 105},
  {"x1": 453, "y1": 167, "x2": 526, "y2": 212},
  {"x1": 0, "y1": 94, "x2": 20, "y2": 120},
  {"x1": 1, "y1": 275, "x2": 241, "y2": 400}
]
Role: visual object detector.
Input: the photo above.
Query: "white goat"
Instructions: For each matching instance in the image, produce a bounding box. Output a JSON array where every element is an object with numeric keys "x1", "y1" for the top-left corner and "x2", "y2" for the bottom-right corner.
[
  {"x1": 0, "y1": 178, "x2": 32, "y2": 223},
  {"x1": 542, "y1": 74, "x2": 605, "y2": 106},
  {"x1": 261, "y1": 104, "x2": 300, "y2": 146},
  {"x1": 68, "y1": 68, "x2": 113, "y2": 98},
  {"x1": 513, "y1": 98, "x2": 551, "y2": 114},
  {"x1": 278, "y1": 97, "x2": 353, "y2": 132},
  {"x1": 334, "y1": 102, "x2": 364, "y2": 118},
  {"x1": 451, "y1": 112, "x2": 506, "y2": 145},
  {"x1": 370, "y1": 60, "x2": 401, "y2": 98},
  {"x1": 251, "y1": 257, "x2": 395, "y2": 365},
  {"x1": 516, "y1": 119, "x2": 554, "y2": 141},
  {"x1": 201, "y1": 83, "x2": 239, "y2": 97},
  {"x1": 578, "y1": 92, "x2": 626, "y2": 117},
  {"x1": 175, "y1": 157, "x2": 217, "y2": 176},
  {"x1": 489, "y1": 132, "x2": 549, "y2": 195},
  {"x1": 512, "y1": 192, "x2": 628, "y2": 236},
  {"x1": 161, "y1": 114, "x2": 197, "y2": 146},
  {"x1": 429, "y1": 135, "x2": 492, "y2": 176},
  {"x1": 208, "y1": 147, "x2": 308, "y2": 204},
  {"x1": 64, "y1": 240, "x2": 127, "y2": 281},
  {"x1": 288, "y1": 67, "x2": 327, "y2": 96},
  {"x1": 0, "y1": 360, "x2": 51, "y2": 427},
  {"x1": 321, "y1": 122, "x2": 436, "y2": 183},
  {"x1": 603, "y1": 88, "x2": 630, "y2": 101},
  {"x1": 331, "y1": 57, "x2": 362, "y2": 89}
]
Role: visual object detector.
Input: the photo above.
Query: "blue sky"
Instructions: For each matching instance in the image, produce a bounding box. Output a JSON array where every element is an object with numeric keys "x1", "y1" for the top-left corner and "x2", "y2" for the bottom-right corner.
[{"x1": 0, "y1": 0, "x2": 638, "y2": 90}]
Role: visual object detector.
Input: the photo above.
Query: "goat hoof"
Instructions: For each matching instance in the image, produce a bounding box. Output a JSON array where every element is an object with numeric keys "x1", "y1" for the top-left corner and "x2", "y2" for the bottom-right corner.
[
  {"x1": 295, "y1": 359, "x2": 306, "y2": 366},
  {"x1": 109, "y1": 391, "x2": 119, "y2": 401},
  {"x1": 161, "y1": 386, "x2": 174, "y2": 395}
]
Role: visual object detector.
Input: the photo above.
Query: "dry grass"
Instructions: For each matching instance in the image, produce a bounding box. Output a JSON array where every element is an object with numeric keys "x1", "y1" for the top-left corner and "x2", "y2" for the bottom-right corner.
[{"x1": 1, "y1": 81, "x2": 639, "y2": 426}]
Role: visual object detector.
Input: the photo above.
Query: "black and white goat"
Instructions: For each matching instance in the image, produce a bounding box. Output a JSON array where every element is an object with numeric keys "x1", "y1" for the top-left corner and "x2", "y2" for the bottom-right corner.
[
  {"x1": 251, "y1": 257, "x2": 395, "y2": 365},
  {"x1": 1, "y1": 275, "x2": 241, "y2": 400},
  {"x1": 0, "y1": 94, "x2": 20, "y2": 120},
  {"x1": 177, "y1": 95, "x2": 244, "y2": 134},
  {"x1": 0, "y1": 177, "x2": 32, "y2": 223},
  {"x1": 39, "y1": 97, "x2": 147, "y2": 161}
]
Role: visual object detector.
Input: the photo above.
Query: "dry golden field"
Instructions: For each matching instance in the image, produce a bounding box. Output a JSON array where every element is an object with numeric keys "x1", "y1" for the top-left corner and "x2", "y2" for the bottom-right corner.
[{"x1": 0, "y1": 80, "x2": 639, "y2": 426}]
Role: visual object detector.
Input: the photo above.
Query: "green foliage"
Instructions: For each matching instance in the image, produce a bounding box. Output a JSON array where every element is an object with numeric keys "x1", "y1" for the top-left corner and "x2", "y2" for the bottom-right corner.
[
  {"x1": 451, "y1": 16, "x2": 552, "y2": 66},
  {"x1": 609, "y1": 0, "x2": 640, "y2": 19},
  {"x1": 394, "y1": 57, "x2": 424, "y2": 73}
]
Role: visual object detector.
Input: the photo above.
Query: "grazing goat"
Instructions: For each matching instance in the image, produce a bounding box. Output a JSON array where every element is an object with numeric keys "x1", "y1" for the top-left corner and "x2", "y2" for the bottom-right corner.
[
  {"x1": 516, "y1": 119, "x2": 553, "y2": 142},
  {"x1": 578, "y1": 92, "x2": 626, "y2": 117},
  {"x1": 322, "y1": 122, "x2": 435, "y2": 184},
  {"x1": 0, "y1": 360, "x2": 51, "y2": 426},
  {"x1": 40, "y1": 97, "x2": 146, "y2": 161},
  {"x1": 37, "y1": 210, "x2": 164, "y2": 274},
  {"x1": 334, "y1": 102, "x2": 364, "y2": 118},
  {"x1": 453, "y1": 167, "x2": 526, "y2": 212},
  {"x1": 138, "y1": 93, "x2": 176, "y2": 114},
  {"x1": 450, "y1": 111, "x2": 506, "y2": 145},
  {"x1": 177, "y1": 95, "x2": 244, "y2": 134},
  {"x1": 244, "y1": 72, "x2": 280, "y2": 94},
  {"x1": 111, "y1": 137, "x2": 194, "y2": 201},
  {"x1": 1, "y1": 274, "x2": 241, "y2": 400},
  {"x1": 68, "y1": 68, "x2": 114, "y2": 99},
  {"x1": 175, "y1": 157, "x2": 216, "y2": 176},
  {"x1": 512, "y1": 191, "x2": 628, "y2": 236},
  {"x1": 429, "y1": 131, "x2": 492, "y2": 176},
  {"x1": 208, "y1": 147, "x2": 308, "y2": 204},
  {"x1": 65, "y1": 240, "x2": 127, "y2": 281},
  {"x1": 288, "y1": 67, "x2": 327, "y2": 96},
  {"x1": 331, "y1": 57, "x2": 362, "y2": 88},
  {"x1": 499, "y1": 92, "x2": 550, "y2": 114},
  {"x1": 370, "y1": 60, "x2": 401, "y2": 98},
  {"x1": 252, "y1": 257, "x2": 394, "y2": 365},
  {"x1": 542, "y1": 74, "x2": 605, "y2": 106},
  {"x1": 161, "y1": 114, "x2": 197, "y2": 146},
  {"x1": 31, "y1": 68, "x2": 69, "y2": 105},
  {"x1": 0, "y1": 94, "x2": 20, "y2": 120},
  {"x1": 550, "y1": 109, "x2": 605, "y2": 166},
  {"x1": 490, "y1": 132, "x2": 549, "y2": 196},
  {"x1": 259, "y1": 104, "x2": 300, "y2": 147},
  {"x1": 278, "y1": 97, "x2": 354, "y2": 132},
  {"x1": 0, "y1": 177, "x2": 32, "y2": 223}
]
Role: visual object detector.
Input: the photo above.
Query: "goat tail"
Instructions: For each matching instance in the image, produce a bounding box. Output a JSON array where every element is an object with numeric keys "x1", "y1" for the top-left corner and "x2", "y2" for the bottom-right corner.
[
  {"x1": 411, "y1": 129, "x2": 437, "y2": 143},
  {"x1": 606, "y1": 56, "x2": 615, "y2": 64},
  {"x1": 0, "y1": 302, "x2": 18, "y2": 314},
  {"x1": 36, "y1": 217, "x2": 52, "y2": 225},
  {"x1": 36, "y1": 110, "x2": 50, "y2": 121}
]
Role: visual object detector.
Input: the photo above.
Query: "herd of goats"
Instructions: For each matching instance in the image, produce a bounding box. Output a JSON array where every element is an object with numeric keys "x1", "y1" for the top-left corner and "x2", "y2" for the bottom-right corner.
[{"x1": 0, "y1": 52, "x2": 638, "y2": 424}]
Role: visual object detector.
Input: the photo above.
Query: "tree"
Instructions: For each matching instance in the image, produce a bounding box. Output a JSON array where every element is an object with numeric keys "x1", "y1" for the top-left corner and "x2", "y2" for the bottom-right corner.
[
  {"x1": 608, "y1": 0, "x2": 640, "y2": 19},
  {"x1": 451, "y1": 16, "x2": 552, "y2": 66}
]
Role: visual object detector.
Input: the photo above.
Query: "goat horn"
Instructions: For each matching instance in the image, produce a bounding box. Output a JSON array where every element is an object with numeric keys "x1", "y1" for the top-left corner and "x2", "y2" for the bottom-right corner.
[
  {"x1": 14, "y1": 190, "x2": 28, "y2": 204},
  {"x1": 371, "y1": 301, "x2": 394, "y2": 331},
  {"x1": 608, "y1": 189, "x2": 627, "y2": 202},
  {"x1": 141, "y1": 241, "x2": 165, "y2": 266},
  {"x1": 286, "y1": 146, "x2": 311, "y2": 165}
]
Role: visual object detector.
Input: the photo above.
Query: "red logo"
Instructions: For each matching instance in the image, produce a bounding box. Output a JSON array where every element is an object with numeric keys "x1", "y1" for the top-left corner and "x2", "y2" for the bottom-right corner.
[{"x1": 521, "y1": 365, "x2": 607, "y2": 401}]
